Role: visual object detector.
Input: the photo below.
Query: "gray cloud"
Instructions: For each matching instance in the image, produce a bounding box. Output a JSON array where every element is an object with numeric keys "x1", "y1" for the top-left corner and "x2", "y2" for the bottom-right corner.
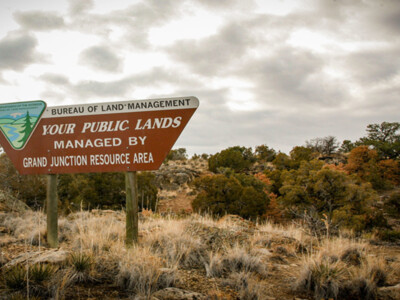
[
  {"x1": 68, "y1": 0, "x2": 94, "y2": 15},
  {"x1": 13, "y1": 11, "x2": 65, "y2": 31},
  {"x1": 39, "y1": 73, "x2": 70, "y2": 86},
  {"x1": 68, "y1": 0, "x2": 183, "y2": 49},
  {"x1": 4, "y1": 0, "x2": 400, "y2": 156},
  {"x1": 343, "y1": 46, "x2": 400, "y2": 85},
  {"x1": 38, "y1": 67, "x2": 202, "y2": 100},
  {"x1": 71, "y1": 77, "x2": 133, "y2": 98},
  {"x1": 304, "y1": 0, "x2": 400, "y2": 41},
  {"x1": 167, "y1": 21, "x2": 257, "y2": 76},
  {"x1": 0, "y1": 32, "x2": 44, "y2": 70},
  {"x1": 234, "y1": 47, "x2": 349, "y2": 110},
  {"x1": 79, "y1": 45, "x2": 122, "y2": 73},
  {"x1": 194, "y1": 0, "x2": 256, "y2": 11}
]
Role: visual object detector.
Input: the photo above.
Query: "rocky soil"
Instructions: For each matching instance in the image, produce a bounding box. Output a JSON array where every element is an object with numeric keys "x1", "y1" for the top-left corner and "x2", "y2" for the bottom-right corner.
[
  {"x1": 153, "y1": 159, "x2": 210, "y2": 214},
  {"x1": 0, "y1": 210, "x2": 399, "y2": 299}
]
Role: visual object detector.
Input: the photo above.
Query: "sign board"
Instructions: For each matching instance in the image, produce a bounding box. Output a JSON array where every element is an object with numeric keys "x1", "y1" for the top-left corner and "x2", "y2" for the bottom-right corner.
[{"x1": 0, "y1": 97, "x2": 199, "y2": 174}]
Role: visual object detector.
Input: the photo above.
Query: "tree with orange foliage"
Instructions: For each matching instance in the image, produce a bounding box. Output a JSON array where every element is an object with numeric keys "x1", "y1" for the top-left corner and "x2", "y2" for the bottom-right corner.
[
  {"x1": 345, "y1": 146, "x2": 400, "y2": 190},
  {"x1": 254, "y1": 172, "x2": 284, "y2": 222}
]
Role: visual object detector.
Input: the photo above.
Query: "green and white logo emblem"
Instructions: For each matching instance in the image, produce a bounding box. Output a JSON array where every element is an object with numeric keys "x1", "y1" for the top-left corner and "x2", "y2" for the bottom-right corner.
[{"x1": 0, "y1": 101, "x2": 46, "y2": 150}]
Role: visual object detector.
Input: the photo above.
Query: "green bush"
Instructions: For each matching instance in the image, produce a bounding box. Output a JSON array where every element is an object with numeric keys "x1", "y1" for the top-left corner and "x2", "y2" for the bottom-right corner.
[
  {"x1": 0, "y1": 154, "x2": 46, "y2": 209},
  {"x1": 208, "y1": 146, "x2": 255, "y2": 173},
  {"x1": 278, "y1": 160, "x2": 381, "y2": 233},
  {"x1": 385, "y1": 191, "x2": 400, "y2": 217},
  {"x1": 58, "y1": 171, "x2": 158, "y2": 212},
  {"x1": 255, "y1": 144, "x2": 276, "y2": 162},
  {"x1": 191, "y1": 172, "x2": 269, "y2": 220}
]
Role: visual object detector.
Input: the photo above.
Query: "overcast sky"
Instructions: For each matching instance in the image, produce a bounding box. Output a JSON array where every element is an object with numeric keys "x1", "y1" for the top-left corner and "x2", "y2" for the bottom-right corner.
[{"x1": 0, "y1": 0, "x2": 399, "y2": 155}]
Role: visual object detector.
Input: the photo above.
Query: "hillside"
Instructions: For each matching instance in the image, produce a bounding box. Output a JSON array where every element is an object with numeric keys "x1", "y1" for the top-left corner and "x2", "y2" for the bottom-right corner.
[
  {"x1": 154, "y1": 158, "x2": 210, "y2": 214},
  {"x1": 0, "y1": 210, "x2": 399, "y2": 299},
  {"x1": 1, "y1": 153, "x2": 400, "y2": 299}
]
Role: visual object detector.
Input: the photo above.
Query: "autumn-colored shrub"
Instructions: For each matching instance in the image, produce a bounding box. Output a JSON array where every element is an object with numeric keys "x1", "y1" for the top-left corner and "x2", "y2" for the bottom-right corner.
[{"x1": 345, "y1": 146, "x2": 400, "y2": 190}]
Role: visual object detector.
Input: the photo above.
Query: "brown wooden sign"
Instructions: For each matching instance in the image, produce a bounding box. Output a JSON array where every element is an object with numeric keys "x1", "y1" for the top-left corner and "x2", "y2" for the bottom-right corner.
[{"x1": 0, "y1": 97, "x2": 199, "y2": 174}]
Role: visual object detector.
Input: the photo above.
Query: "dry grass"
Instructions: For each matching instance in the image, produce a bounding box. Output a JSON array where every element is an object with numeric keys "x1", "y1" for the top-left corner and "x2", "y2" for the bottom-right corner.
[
  {"x1": 294, "y1": 255, "x2": 348, "y2": 300},
  {"x1": 1, "y1": 210, "x2": 399, "y2": 299},
  {"x1": 223, "y1": 272, "x2": 263, "y2": 300},
  {"x1": 206, "y1": 245, "x2": 268, "y2": 278},
  {"x1": 115, "y1": 246, "x2": 176, "y2": 297},
  {"x1": 3, "y1": 211, "x2": 46, "y2": 246},
  {"x1": 293, "y1": 236, "x2": 394, "y2": 300}
]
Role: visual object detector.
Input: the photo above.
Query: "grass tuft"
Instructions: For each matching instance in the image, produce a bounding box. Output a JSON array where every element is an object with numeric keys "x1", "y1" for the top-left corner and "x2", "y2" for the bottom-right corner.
[
  {"x1": 294, "y1": 258, "x2": 347, "y2": 300},
  {"x1": 223, "y1": 272, "x2": 262, "y2": 300},
  {"x1": 205, "y1": 245, "x2": 267, "y2": 279},
  {"x1": 29, "y1": 263, "x2": 56, "y2": 284},
  {"x1": 66, "y1": 252, "x2": 95, "y2": 284},
  {"x1": 116, "y1": 247, "x2": 177, "y2": 296},
  {"x1": 4, "y1": 265, "x2": 26, "y2": 291}
]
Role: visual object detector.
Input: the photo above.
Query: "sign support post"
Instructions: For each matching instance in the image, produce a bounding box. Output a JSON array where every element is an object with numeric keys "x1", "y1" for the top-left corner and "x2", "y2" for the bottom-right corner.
[
  {"x1": 125, "y1": 171, "x2": 138, "y2": 246},
  {"x1": 46, "y1": 174, "x2": 59, "y2": 248}
]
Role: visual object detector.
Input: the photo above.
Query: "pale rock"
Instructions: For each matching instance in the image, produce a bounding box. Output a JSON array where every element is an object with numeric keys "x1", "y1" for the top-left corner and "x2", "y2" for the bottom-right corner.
[{"x1": 152, "y1": 287, "x2": 206, "y2": 300}]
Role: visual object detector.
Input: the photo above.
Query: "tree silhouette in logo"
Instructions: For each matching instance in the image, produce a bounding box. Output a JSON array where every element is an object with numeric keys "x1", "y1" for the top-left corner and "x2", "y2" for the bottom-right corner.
[{"x1": 18, "y1": 111, "x2": 33, "y2": 144}]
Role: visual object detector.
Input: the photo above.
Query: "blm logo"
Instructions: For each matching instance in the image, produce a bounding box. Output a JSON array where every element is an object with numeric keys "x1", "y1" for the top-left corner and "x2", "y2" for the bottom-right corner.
[{"x1": 0, "y1": 101, "x2": 46, "y2": 150}]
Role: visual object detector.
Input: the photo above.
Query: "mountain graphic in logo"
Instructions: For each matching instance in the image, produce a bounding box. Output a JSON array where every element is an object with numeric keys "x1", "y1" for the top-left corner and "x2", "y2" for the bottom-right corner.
[{"x1": 0, "y1": 101, "x2": 46, "y2": 150}]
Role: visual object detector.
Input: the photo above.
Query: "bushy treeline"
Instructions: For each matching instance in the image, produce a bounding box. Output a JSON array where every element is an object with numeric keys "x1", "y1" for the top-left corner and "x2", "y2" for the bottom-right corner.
[
  {"x1": 0, "y1": 153, "x2": 158, "y2": 213},
  {"x1": 192, "y1": 121, "x2": 400, "y2": 235},
  {"x1": 0, "y1": 121, "x2": 399, "y2": 236}
]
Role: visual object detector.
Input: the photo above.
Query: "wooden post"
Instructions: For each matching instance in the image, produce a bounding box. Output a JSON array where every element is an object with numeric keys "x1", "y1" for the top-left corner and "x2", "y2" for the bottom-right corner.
[
  {"x1": 46, "y1": 174, "x2": 58, "y2": 248},
  {"x1": 125, "y1": 171, "x2": 139, "y2": 246}
]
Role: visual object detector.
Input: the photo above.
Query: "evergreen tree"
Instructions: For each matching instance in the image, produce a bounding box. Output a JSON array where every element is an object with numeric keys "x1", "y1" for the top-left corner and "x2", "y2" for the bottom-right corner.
[{"x1": 18, "y1": 111, "x2": 33, "y2": 144}]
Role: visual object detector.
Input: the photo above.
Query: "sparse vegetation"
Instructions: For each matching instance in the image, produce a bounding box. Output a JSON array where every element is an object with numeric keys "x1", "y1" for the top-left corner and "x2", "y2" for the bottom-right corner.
[
  {"x1": 1, "y1": 120, "x2": 400, "y2": 298},
  {"x1": 0, "y1": 210, "x2": 398, "y2": 299}
]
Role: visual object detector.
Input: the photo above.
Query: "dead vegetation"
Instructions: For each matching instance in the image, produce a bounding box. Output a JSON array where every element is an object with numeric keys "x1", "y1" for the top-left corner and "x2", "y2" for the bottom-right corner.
[{"x1": 0, "y1": 211, "x2": 399, "y2": 299}]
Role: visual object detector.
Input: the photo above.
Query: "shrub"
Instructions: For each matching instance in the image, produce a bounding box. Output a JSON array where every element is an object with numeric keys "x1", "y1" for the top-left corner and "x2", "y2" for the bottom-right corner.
[
  {"x1": 208, "y1": 146, "x2": 255, "y2": 173},
  {"x1": 255, "y1": 144, "x2": 276, "y2": 162},
  {"x1": 385, "y1": 191, "x2": 400, "y2": 217},
  {"x1": 279, "y1": 160, "x2": 380, "y2": 233},
  {"x1": 345, "y1": 146, "x2": 400, "y2": 190},
  {"x1": 192, "y1": 173, "x2": 269, "y2": 220},
  {"x1": 0, "y1": 154, "x2": 46, "y2": 208},
  {"x1": 377, "y1": 230, "x2": 400, "y2": 243},
  {"x1": 58, "y1": 171, "x2": 158, "y2": 211},
  {"x1": 305, "y1": 136, "x2": 339, "y2": 155}
]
